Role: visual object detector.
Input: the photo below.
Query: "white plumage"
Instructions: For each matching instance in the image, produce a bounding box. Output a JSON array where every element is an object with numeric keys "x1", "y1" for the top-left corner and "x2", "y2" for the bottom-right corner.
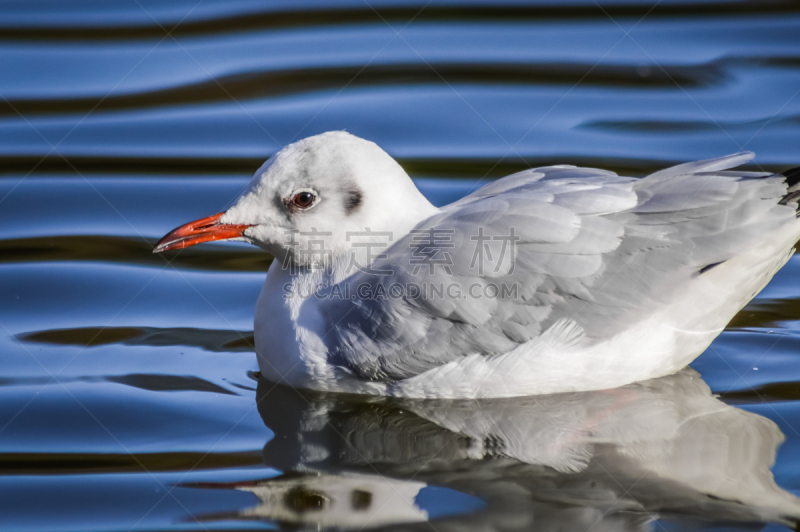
[{"x1": 155, "y1": 131, "x2": 800, "y2": 398}]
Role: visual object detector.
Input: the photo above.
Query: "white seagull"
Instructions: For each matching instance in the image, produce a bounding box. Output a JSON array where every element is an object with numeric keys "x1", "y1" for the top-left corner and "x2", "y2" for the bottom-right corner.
[{"x1": 154, "y1": 132, "x2": 800, "y2": 398}]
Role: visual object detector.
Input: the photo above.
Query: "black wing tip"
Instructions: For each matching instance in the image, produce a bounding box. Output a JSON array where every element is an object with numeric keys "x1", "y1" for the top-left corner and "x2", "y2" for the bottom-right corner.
[
  {"x1": 782, "y1": 167, "x2": 800, "y2": 188},
  {"x1": 699, "y1": 261, "x2": 725, "y2": 275},
  {"x1": 779, "y1": 167, "x2": 800, "y2": 212}
]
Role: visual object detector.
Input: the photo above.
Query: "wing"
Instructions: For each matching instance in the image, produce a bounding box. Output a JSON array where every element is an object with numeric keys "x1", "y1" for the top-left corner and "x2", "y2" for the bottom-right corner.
[{"x1": 316, "y1": 152, "x2": 796, "y2": 381}]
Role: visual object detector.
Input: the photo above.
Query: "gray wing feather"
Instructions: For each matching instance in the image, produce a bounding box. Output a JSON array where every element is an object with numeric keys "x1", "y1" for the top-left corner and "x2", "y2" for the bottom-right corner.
[{"x1": 317, "y1": 152, "x2": 796, "y2": 381}]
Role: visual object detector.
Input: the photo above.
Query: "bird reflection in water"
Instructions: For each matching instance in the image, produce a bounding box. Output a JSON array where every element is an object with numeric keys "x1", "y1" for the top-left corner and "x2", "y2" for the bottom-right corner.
[{"x1": 197, "y1": 369, "x2": 800, "y2": 530}]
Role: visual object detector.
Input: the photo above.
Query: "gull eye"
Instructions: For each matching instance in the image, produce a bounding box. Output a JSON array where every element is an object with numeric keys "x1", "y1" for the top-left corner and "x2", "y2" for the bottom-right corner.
[{"x1": 291, "y1": 191, "x2": 316, "y2": 209}]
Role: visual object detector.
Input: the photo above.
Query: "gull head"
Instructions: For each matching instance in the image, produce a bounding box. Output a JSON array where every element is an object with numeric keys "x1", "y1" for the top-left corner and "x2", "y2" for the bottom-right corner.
[{"x1": 154, "y1": 131, "x2": 436, "y2": 270}]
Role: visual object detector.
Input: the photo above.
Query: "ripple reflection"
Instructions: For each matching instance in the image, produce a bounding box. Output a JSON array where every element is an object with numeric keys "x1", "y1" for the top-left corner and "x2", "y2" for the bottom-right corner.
[{"x1": 230, "y1": 369, "x2": 800, "y2": 530}]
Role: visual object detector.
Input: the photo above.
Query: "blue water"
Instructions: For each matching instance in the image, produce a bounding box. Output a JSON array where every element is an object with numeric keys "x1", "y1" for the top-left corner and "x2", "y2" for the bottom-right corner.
[{"x1": 2, "y1": 1, "x2": 800, "y2": 530}]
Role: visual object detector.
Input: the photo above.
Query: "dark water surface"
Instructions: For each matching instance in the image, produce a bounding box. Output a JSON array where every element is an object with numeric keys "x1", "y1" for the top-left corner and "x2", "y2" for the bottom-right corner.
[{"x1": 3, "y1": 1, "x2": 800, "y2": 530}]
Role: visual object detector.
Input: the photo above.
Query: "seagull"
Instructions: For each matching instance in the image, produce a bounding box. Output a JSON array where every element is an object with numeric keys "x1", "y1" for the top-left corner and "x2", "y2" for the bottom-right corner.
[{"x1": 154, "y1": 131, "x2": 800, "y2": 398}]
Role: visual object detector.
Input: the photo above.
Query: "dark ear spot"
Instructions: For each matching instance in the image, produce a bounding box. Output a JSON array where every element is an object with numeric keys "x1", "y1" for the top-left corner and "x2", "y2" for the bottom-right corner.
[{"x1": 344, "y1": 188, "x2": 363, "y2": 215}]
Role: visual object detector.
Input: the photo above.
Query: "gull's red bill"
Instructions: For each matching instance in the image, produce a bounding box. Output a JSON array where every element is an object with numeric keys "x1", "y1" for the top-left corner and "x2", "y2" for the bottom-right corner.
[{"x1": 153, "y1": 212, "x2": 251, "y2": 253}]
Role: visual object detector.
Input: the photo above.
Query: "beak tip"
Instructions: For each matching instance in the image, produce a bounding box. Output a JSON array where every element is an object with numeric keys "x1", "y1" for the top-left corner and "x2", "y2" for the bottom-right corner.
[{"x1": 153, "y1": 240, "x2": 182, "y2": 254}]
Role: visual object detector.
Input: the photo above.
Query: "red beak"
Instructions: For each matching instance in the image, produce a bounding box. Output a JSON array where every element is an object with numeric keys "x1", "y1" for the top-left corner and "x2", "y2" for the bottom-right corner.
[{"x1": 153, "y1": 212, "x2": 251, "y2": 253}]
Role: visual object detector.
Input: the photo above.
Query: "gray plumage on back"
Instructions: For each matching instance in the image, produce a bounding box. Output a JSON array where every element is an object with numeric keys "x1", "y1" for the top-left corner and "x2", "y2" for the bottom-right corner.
[{"x1": 318, "y1": 152, "x2": 797, "y2": 381}]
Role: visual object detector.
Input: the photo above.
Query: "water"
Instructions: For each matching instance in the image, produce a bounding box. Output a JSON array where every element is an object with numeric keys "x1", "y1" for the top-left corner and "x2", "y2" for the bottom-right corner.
[{"x1": 2, "y1": 1, "x2": 800, "y2": 530}]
